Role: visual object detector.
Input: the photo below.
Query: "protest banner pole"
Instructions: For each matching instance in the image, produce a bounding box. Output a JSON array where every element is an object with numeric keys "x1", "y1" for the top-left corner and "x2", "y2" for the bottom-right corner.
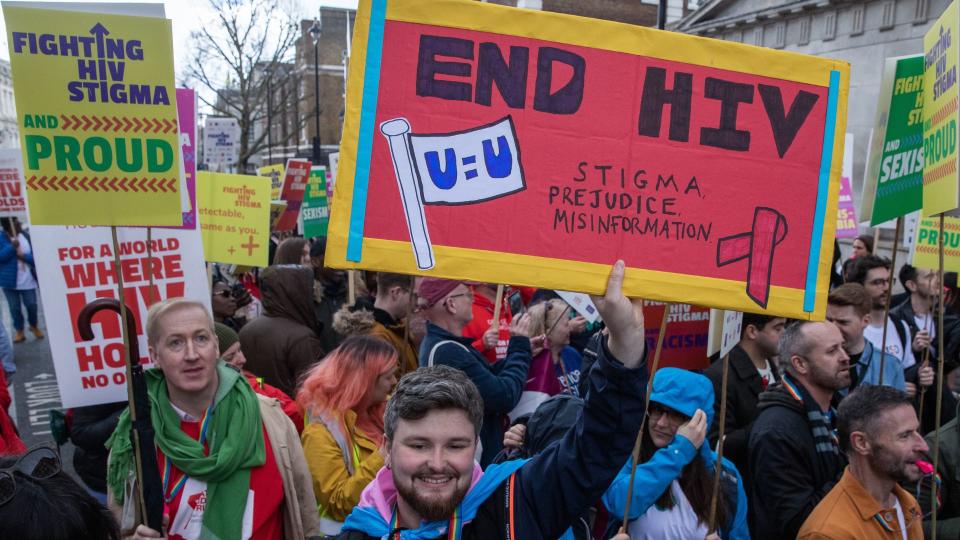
[
  {"x1": 348, "y1": 270, "x2": 357, "y2": 305},
  {"x1": 878, "y1": 216, "x2": 903, "y2": 386},
  {"x1": 404, "y1": 275, "x2": 416, "y2": 343},
  {"x1": 873, "y1": 227, "x2": 882, "y2": 258},
  {"x1": 708, "y1": 351, "x2": 731, "y2": 533},
  {"x1": 108, "y1": 226, "x2": 165, "y2": 531},
  {"x1": 146, "y1": 227, "x2": 156, "y2": 305},
  {"x1": 918, "y1": 313, "x2": 933, "y2": 424},
  {"x1": 620, "y1": 303, "x2": 671, "y2": 530},
  {"x1": 933, "y1": 213, "x2": 946, "y2": 539},
  {"x1": 492, "y1": 284, "x2": 505, "y2": 337}
]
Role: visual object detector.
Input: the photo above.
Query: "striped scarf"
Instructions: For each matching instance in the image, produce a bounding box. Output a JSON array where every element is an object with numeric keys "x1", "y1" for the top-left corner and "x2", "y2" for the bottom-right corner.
[{"x1": 781, "y1": 373, "x2": 840, "y2": 457}]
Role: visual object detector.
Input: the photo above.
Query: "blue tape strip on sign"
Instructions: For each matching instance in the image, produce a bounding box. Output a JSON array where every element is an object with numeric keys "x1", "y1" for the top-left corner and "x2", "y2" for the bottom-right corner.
[
  {"x1": 346, "y1": 0, "x2": 388, "y2": 262},
  {"x1": 804, "y1": 69, "x2": 841, "y2": 312}
]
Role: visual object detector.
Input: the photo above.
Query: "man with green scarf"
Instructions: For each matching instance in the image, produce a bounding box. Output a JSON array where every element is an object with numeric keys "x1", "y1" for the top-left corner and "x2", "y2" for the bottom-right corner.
[{"x1": 106, "y1": 298, "x2": 320, "y2": 540}]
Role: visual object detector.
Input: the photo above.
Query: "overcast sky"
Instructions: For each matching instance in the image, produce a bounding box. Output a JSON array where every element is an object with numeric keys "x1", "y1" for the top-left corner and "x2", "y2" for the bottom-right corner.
[{"x1": 0, "y1": 0, "x2": 359, "y2": 67}]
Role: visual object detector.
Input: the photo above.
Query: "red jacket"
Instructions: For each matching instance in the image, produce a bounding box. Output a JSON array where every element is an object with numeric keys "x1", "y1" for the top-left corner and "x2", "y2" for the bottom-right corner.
[
  {"x1": 244, "y1": 371, "x2": 305, "y2": 435},
  {"x1": 462, "y1": 290, "x2": 513, "y2": 364},
  {"x1": 0, "y1": 370, "x2": 25, "y2": 455}
]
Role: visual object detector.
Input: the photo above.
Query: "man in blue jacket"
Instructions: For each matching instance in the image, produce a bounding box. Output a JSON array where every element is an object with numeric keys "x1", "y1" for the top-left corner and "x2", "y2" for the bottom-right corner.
[
  {"x1": 826, "y1": 283, "x2": 907, "y2": 392},
  {"x1": 334, "y1": 260, "x2": 648, "y2": 540},
  {"x1": 417, "y1": 277, "x2": 535, "y2": 466}
]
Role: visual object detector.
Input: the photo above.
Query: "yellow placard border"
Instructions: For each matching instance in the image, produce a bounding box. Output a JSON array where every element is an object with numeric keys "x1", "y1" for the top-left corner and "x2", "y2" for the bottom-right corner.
[{"x1": 328, "y1": 0, "x2": 850, "y2": 320}]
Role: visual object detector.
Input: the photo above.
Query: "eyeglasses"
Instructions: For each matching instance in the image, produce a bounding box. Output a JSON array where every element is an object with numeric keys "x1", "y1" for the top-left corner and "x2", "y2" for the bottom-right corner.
[
  {"x1": 647, "y1": 403, "x2": 689, "y2": 424},
  {"x1": 446, "y1": 292, "x2": 473, "y2": 302},
  {"x1": 0, "y1": 445, "x2": 61, "y2": 506}
]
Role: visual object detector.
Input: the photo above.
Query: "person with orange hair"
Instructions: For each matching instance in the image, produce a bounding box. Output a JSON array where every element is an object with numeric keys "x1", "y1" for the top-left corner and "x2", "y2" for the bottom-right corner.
[{"x1": 297, "y1": 335, "x2": 399, "y2": 535}]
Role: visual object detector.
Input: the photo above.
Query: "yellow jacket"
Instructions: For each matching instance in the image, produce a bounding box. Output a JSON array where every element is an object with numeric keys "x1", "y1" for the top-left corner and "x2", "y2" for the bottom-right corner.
[
  {"x1": 301, "y1": 409, "x2": 384, "y2": 528},
  {"x1": 369, "y1": 320, "x2": 419, "y2": 376},
  {"x1": 332, "y1": 305, "x2": 419, "y2": 377}
]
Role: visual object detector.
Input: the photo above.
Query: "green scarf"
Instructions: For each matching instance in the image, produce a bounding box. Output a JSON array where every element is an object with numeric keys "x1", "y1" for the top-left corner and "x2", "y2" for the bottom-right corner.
[{"x1": 106, "y1": 361, "x2": 266, "y2": 540}]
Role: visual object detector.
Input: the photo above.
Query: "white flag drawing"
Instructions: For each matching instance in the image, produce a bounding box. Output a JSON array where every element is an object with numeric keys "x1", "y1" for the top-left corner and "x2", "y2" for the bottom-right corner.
[{"x1": 380, "y1": 116, "x2": 526, "y2": 269}]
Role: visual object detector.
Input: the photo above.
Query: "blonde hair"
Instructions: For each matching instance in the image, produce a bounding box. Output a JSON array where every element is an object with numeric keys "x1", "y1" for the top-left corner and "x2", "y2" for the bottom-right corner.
[
  {"x1": 527, "y1": 299, "x2": 569, "y2": 337},
  {"x1": 146, "y1": 298, "x2": 214, "y2": 346}
]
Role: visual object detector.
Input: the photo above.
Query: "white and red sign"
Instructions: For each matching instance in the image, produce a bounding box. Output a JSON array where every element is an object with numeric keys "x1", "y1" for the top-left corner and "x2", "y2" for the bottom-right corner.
[
  {"x1": 0, "y1": 149, "x2": 27, "y2": 217},
  {"x1": 33, "y1": 225, "x2": 210, "y2": 407}
]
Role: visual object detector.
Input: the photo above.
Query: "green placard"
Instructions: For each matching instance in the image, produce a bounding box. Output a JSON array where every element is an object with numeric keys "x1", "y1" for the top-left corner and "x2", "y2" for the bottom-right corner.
[
  {"x1": 302, "y1": 166, "x2": 329, "y2": 237},
  {"x1": 863, "y1": 55, "x2": 924, "y2": 225}
]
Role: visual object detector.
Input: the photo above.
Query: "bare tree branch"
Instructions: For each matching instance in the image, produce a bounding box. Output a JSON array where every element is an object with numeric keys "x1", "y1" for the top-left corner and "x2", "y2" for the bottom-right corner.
[{"x1": 180, "y1": 0, "x2": 310, "y2": 170}]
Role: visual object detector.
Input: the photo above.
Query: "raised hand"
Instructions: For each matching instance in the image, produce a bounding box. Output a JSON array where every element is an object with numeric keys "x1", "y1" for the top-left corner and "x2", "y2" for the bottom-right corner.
[
  {"x1": 677, "y1": 409, "x2": 708, "y2": 449},
  {"x1": 510, "y1": 312, "x2": 533, "y2": 338},
  {"x1": 590, "y1": 260, "x2": 645, "y2": 368}
]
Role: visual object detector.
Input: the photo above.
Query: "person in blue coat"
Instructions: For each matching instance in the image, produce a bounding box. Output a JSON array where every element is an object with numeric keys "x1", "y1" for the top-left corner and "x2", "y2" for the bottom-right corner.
[
  {"x1": 0, "y1": 217, "x2": 40, "y2": 344},
  {"x1": 603, "y1": 367, "x2": 749, "y2": 540}
]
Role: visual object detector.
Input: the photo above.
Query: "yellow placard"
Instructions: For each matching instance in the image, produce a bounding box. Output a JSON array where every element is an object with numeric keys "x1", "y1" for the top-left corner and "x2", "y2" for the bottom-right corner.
[
  {"x1": 269, "y1": 201, "x2": 287, "y2": 230},
  {"x1": 258, "y1": 164, "x2": 285, "y2": 200},
  {"x1": 923, "y1": 1, "x2": 960, "y2": 216},
  {"x1": 196, "y1": 172, "x2": 270, "y2": 267},
  {"x1": 3, "y1": 6, "x2": 182, "y2": 226},
  {"x1": 912, "y1": 216, "x2": 960, "y2": 272}
]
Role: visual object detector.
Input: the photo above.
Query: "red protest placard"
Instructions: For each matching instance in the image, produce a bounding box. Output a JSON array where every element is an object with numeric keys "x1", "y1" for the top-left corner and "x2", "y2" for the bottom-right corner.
[
  {"x1": 644, "y1": 302, "x2": 711, "y2": 371},
  {"x1": 273, "y1": 159, "x2": 311, "y2": 232},
  {"x1": 328, "y1": 0, "x2": 849, "y2": 320}
]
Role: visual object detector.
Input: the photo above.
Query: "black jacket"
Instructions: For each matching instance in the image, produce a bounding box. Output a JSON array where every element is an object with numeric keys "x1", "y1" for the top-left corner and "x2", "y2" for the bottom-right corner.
[
  {"x1": 419, "y1": 322, "x2": 531, "y2": 467},
  {"x1": 704, "y1": 344, "x2": 779, "y2": 491},
  {"x1": 748, "y1": 382, "x2": 846, "y2": 539},
  {"x1": 69, "y1": 401, "x2": 126, "y2": 493},
  {"x1": 331, "y1": 336, "x2": 647, "y2": 540},
  {"x1": 892, "y1": 299, "x2": 960, "y2": 433},
  {"x1": 890, "y1": 298, "x2": 935, "y2": 362}
]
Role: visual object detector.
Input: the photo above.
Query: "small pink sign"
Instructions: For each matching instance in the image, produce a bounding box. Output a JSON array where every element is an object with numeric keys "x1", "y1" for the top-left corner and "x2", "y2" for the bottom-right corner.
[{"x1": 836, "y1": 175, "x2": 858, "y2": 239}]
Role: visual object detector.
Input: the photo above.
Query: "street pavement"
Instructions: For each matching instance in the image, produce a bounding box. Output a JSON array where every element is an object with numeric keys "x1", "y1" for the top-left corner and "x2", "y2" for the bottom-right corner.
[{"x1": 5, "y1": 295, "x2": 78, "y2": 478}]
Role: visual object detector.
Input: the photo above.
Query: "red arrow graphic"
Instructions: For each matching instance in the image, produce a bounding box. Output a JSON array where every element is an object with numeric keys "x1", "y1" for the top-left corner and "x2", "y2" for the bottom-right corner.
[
  {"x1": 60, "y1": 115, "x2": 71, "y2": 129},
  {"x1": 91, "y1": 116, "x2": 102, "y2": 131},
  {"x1": 80, "y1": 115, "x2": 92, "y2": 131},
  {"x1": 67, "y1": 177, "x2": 78, "y2": 190}
]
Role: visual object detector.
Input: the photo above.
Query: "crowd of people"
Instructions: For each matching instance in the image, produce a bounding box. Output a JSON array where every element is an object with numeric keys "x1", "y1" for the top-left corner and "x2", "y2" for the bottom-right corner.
[{"x1": 1, "y1": 232, "x2": 960, "y2": 540}]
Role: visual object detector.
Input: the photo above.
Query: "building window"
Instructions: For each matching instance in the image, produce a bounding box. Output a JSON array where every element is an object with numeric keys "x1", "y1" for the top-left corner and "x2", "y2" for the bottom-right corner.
[
  {"x1": 753, "y1": 26, "x2": 763, "y2": 46},
  {"x1": 824, "y1": 10, "x2": 837, "y2": 41},
  {"x1": 799, "y1": 15, "x2": 811, "y2": 45},
  {"x1": 851, "y1": 4, "x2": 865, "y2": 35},
  {"x1": 915, "y1": 0, "x2": 929, "y2": 24},
  {"x1": 772, "y1": 22, "x2": 786, "y2": 48},
  {"x1": 880, "y1": 0, "x2": 896, "y2": 30}
]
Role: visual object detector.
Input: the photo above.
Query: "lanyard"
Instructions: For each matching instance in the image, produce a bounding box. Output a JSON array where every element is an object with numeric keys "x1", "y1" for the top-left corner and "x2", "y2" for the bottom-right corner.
[
  {"x1": 161, "y1": 404, "x2": 214, "y2": 503},
  {"x1": 388, "y1": 504, "x2": 462, "y2": 540}
]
